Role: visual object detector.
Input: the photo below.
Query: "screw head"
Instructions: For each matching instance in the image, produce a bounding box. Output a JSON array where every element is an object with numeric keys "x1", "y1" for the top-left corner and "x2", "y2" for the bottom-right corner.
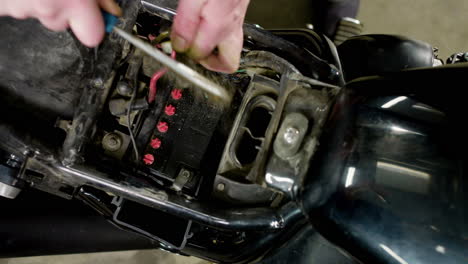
[
  {"x1": 157, "y1": 122, "x2": 169, "y2": 133},
  {"x1": 102, "y1": 133, "x2": 122, "y2": 152},
  {"x1": 165, "y1": 105, "x2": 176, "y2": 116},
  {"x1": 329, "y1": 67, "x2": 340, "y2": 80},
  {"x1": 283, "y1": 127, "x2": 300, "y2": 145},
  {"x1": 143, "y1": 154, "x2": 155, "y2": 165},
  {"x1": 171, "y1": 89, "x2": 183, "y2": 100},
  {"x1": 150, "y1": 138, "x2": 162, "y2": 149},
  {"x1": 91, "y1": 78, "x2": 104, "y2": 88},
  {"x1": 116, "y1": 81, "x2": 133, "y2": 97},
  {"x1": 217, "y1": 183, "x2": 225, "y2": 191},
  {"x1": 181, "y1": 170, "x2": 190, "y2": 178}
]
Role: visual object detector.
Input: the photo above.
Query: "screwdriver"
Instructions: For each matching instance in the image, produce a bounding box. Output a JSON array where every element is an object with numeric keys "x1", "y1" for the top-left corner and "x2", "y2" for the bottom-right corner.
[{"x1": 100, "y1": 12, "x2": 230, "y2": 102}]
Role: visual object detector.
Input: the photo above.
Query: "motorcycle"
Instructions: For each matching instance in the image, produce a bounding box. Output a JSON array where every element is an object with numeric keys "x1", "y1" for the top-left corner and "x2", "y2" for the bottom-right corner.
[{"x1": 1, "y1": 0, "x2": 466, "y2": 263}]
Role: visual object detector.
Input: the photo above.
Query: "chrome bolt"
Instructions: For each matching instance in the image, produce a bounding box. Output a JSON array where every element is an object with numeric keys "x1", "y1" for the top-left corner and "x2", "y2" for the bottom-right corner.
[
  {"x1": 217, "y1": 183, "x2": 225, "y2": 192},
  {"x1": 283, "y1": 127, "x2": 300, "y2": 145}
]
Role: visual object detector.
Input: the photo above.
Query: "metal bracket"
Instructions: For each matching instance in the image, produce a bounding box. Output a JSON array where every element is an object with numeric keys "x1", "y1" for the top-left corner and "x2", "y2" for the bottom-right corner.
[{"x1": 171, "y1": 169, "x2": 192, "y2": 192}]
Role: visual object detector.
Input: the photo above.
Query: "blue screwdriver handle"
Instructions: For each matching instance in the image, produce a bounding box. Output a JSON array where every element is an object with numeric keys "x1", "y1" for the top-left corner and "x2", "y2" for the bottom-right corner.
[{"x1": 102, "y1": 11, "x2": 119, "y2": 33}]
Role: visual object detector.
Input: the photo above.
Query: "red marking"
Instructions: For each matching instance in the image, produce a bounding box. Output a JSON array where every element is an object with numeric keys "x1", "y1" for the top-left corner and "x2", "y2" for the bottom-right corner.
[
  {"x1": 150, "y1": 138, "x2": 162, "y2": 149},
  {"x1": 157, "y1": 121, "x2": 169, "y2": 133},
  {"x1": 165, "y1": 105, "x2": 176, "y2": 116},
  {"x1": 143, "y1": 154, "x2": 154, "y2": 165},
  {"x1": 171, "y1": 89, "x2": 183, "y2": 100}
]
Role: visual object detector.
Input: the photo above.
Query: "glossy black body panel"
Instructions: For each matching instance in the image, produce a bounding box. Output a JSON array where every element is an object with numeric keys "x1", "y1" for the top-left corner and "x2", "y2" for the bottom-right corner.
[
  {"x1": 302, "y1": 65, "x2": 468, "y2": 264},
  {"x1": 338, "y1": 35, "x2": 434, "y2": 81},
  {"x1": 258, "y1": 225, "x2": 358, "y2": 264},
  {"x1": 0, "y1": 189, "x2": 156, "y2": 258}
]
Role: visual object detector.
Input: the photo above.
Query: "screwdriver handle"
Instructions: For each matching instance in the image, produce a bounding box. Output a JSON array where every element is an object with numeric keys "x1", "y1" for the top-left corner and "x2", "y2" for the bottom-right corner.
[{"x1": 102, "y1": 11, "x2": 118, "y2": 33}]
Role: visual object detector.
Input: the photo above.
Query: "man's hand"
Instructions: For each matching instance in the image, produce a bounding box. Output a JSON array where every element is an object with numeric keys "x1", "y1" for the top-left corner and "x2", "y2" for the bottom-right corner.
[
  {"x1": 0, "y1": 0, "x2": 122, "y2": 47},
  {"x1": 171, "y1": 0, "x2": 250, "y2": 73}
]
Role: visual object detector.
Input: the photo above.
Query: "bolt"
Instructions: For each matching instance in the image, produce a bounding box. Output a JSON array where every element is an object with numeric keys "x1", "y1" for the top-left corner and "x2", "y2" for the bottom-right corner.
[
  {"x1": 171, "y1": 89, "x2": 183, "y2": 100},
  {"x1": 217, "y1": 183, "x2": 225, "y2": 192},
  {"x1": 102, "y1": 133, "x2": 122, "y2": 152},
  {"x1": 91, "y1": 78, "x2": 104, "y2": 88},
  {"x1": 329, "y1": 66, "x2": 340, "y2": 80},
  {"x1": 109, "y1": 138, "x2": 118, "y2": 146},
  {"x1": 157, "y1": 121, "x2": 169, "y2": 133},
  {"x1": 306, "y1": 23, "x2": 314, "y2": 30},
  {"x1": 181, "y1": 170, "x2": 190, "y2": 178},
  {"x1": 165, "y1": 105, "x2": 176, "y2": 116},
  {"x1": 150, "y1": 138, "x2": 162, "y2": 149},
  {"x1": 6, "y1": 154, "x2": 21, "y2": 168},
  {"x1": 143, "y1": 154, "x2": 155, "y2": 165},
  {"x1": 283, "y1": 127, "x2": 300, "y2": 145},
  {"x1": 116, "y1": 81, "x2": 133, "y2": 97}
]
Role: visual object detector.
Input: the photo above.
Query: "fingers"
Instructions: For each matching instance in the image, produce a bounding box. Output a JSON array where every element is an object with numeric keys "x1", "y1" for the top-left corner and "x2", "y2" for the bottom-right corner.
[
  {"x1": 67, "y1": 0, "x2": 105, "y2": 47},
  {"x1": 33, "y1": 0, "x2": 59, "y2": 18},
  {"x1": 173, "y1": 0, "x2": 249, "y2": 73},
  {"x1": 199, "y1": 26, "x2": 243, "y2": 73},
  {"x1": 4, "y1": 0, "x2": 31, "y2": 19},
  {"x1": 39, "y1": 16, "x2": 69, "y2": 31},
  {"x1": 1, "y1": 0, "x2": 122, "y2": 47},
  {"x1": 189, "y1": 0, "x2": 248, "y2": 60},
  {"x1": 97, "y1": 0, "x2": 122, "y2": 16},
  {"x1": 171, "y1": 0, "x2": 207, "y2": 52}
]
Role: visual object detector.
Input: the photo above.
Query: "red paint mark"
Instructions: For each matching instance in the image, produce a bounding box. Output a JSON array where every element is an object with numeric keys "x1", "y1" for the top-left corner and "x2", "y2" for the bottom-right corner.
[
  {"x1": 165, "y1": 105, "x2": 176, "y2": 116},
  {"x1": 150, "y1": 138, "x2": 162, "y2": 149},
  {"x1": 171, "y1": 89, "x2": 182, "y2": 100},
  {"x1": 143, "y1": 154, "x2": 155, "y2": 165},
  {"x1": 157, "y1": 121, "x2": 169, "y2": 133}
]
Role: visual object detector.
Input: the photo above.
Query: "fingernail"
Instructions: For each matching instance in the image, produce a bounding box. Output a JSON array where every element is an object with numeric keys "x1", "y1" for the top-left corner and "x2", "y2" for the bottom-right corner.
[
  {"x1": 172, "y1": 36, "x2": 188, "y2": 52},
  {"x1": 110, "y1": 2, "x2": 122, "y2": 16},
  {"x1": 114, "y1": 6, "x2": 123, "y2": 16},
  {"x1": 103, "y1": 0, "x2": 123, "y2": 16}
]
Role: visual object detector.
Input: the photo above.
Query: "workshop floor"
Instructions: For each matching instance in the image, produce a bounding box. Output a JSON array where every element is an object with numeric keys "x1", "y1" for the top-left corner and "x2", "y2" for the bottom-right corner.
[{"x1": 1, "y1": 0, "x2": 467, "y2": 264}]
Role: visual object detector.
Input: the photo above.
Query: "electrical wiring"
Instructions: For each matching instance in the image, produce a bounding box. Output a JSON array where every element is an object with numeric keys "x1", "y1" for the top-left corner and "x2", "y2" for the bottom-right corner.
[
  {"x1": 148, "y1": 50, "x2": 176, "y2": 103},
  {"x1": 127, "y1": 36, "x2": 176, "y2": 162},
  {"x1": 127, "y1": 80, "x2": 140, "y2": 162}
]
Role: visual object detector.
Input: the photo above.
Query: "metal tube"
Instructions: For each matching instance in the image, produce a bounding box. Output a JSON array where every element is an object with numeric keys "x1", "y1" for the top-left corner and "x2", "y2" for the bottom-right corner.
[
  {"x1": 141, "y1": 0, "x2": 176, "y2": 20},
  {"x1": 54, "y1": 164, "x2": 302, "y2": 231}
]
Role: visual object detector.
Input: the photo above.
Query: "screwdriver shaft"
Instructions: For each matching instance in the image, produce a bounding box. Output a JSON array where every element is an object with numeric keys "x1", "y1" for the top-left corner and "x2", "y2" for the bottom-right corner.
[{"x1": 113, "y1": 27, "x2": 230, "y2": 102}]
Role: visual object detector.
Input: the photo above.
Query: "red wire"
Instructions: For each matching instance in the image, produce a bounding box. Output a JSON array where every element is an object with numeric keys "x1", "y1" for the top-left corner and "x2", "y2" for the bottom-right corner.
[{"x1": 148, "y1": 50, "x2": 176, "y2": 104}]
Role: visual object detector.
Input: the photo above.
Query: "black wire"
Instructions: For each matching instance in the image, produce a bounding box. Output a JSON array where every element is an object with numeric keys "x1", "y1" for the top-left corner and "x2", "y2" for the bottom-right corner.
[
  {"x1": 117, "y1": 46, "x2": 135, "y2": 68},
  {"x1": 127, "y1": 83, "x2": 140, "y2": 163}
]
